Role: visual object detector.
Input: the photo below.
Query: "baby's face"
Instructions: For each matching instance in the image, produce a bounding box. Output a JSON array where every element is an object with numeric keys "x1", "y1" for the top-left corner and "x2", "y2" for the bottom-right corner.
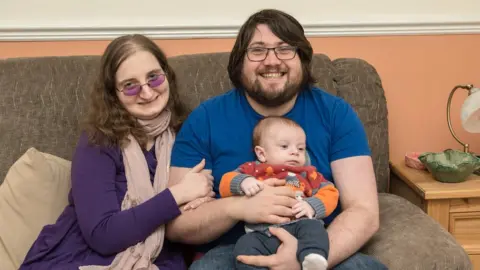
[{"x1": 257, "y1": 123, "x2": 306, "y2": 166}]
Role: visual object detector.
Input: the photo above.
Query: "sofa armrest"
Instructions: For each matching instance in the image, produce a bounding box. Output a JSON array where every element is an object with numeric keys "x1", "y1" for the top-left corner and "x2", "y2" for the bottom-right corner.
[{"x1": 361, "y1": 193, "x2": 472, "y2": 269}]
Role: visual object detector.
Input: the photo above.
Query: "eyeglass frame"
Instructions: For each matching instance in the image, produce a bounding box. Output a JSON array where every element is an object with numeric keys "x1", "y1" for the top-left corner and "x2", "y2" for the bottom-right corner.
[
  {"x1": 245, "y1": 45, "x2": 298, "y2": 62},
  {"x1": 116, "y1": 73, "x2": 167, "y2": 96}
]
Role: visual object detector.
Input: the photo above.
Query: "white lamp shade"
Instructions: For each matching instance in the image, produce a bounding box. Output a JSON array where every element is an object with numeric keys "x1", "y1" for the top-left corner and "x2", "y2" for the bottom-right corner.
[{"x1": 461, "y1": 87, "x2": 480, "y2": 133}]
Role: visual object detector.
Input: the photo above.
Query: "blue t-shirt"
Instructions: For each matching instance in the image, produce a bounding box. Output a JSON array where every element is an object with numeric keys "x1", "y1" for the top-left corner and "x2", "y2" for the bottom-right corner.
[{"x1": 171, "y1": 87, "x2": 371, "y2": 252}]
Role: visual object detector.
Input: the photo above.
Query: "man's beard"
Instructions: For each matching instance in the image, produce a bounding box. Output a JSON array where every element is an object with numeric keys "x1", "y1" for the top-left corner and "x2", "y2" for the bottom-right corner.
[{"x1": 242, "y1": 77, "x2": 302, "y2": 108}]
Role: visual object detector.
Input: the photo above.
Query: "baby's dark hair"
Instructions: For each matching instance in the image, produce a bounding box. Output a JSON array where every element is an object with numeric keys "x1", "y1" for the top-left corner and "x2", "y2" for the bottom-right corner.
[{"x1": 252, "y1": 116, "x2": 303, "y2": 147}]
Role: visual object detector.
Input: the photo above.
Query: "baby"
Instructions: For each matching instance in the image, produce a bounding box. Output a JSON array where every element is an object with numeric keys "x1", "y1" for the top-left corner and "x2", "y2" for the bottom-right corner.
[{"x1": 219, "y1": 116, "x2": 339, "y2": 270}]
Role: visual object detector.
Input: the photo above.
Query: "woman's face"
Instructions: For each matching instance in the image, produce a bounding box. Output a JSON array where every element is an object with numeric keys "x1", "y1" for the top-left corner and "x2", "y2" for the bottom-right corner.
[{"x1": 115, "y1": 50, "x2": 170, "y2": 120}]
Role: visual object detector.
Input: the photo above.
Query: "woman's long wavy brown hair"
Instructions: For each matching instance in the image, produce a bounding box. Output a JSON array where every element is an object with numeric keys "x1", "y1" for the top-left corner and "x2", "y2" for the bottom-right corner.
[{"x1": 85, "y1": 34, "x2": 189, "y2": 149}]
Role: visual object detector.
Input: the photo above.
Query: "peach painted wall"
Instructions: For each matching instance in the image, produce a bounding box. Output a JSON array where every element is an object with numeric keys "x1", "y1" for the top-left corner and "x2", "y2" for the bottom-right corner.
[{"x1": 1, "y1": 34, "x2": 479, "y2": 160}]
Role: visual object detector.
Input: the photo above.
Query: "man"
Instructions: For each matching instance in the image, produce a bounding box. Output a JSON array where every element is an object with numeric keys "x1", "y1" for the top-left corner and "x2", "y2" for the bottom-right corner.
[{"x1": 167, "y1": 9, "x2": 387, "y2": 270}]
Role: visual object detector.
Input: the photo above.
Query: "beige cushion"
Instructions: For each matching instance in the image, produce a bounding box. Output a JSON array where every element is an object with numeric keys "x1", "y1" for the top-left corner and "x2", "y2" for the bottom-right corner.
[{"x1": 0, "y1": 148, "x2": 71, "y2": 270}]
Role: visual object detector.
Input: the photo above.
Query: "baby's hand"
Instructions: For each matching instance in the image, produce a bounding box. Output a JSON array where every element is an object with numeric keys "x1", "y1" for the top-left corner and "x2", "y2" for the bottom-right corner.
[
  {"x1": 241, "y1": 177, "x2": 264, "y2": 196},
  {"x1": 292, "y1": 200, "x2": 315, "y2": 219}
]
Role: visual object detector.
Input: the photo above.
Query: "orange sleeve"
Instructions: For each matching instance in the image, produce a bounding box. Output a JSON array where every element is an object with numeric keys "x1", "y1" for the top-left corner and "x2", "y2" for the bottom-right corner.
[
  {"x1": 219, "y1": 171, "x2": 240, "y2": 198},
  {"x1": 313, "y1": 184, "x2": 339, "y2": 217}
]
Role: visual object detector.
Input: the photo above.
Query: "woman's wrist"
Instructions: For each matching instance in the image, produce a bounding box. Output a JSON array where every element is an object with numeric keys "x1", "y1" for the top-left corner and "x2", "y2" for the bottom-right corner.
[{"x1": 168, "y1": 185, "x2": 186, "y2": 206}]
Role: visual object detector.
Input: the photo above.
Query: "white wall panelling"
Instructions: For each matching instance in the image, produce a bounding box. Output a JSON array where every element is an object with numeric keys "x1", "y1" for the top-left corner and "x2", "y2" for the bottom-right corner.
[{"x1": 1, "y1": 0, "x2": 479, "y2": 40}]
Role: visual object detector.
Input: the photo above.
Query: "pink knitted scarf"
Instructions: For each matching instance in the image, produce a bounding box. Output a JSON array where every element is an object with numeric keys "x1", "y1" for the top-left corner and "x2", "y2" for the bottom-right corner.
[{"x1": 81, "y1": 109, "x2": 174, "y2": 270}]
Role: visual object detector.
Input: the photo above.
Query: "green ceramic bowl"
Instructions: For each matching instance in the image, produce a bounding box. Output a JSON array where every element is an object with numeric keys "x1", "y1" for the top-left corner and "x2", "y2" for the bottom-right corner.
[
  {"x1": 418, "y1": 149, "x2": 480, "y2": 183},
  {"x1": 475, "y1": 155, "x2": 480, "y2": 175}
]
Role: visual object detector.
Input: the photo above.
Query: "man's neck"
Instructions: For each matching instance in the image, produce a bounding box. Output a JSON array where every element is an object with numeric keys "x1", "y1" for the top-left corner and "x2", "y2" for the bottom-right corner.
[{"x1": 245, "y1": 94, "x2": 298, "y2": 117}]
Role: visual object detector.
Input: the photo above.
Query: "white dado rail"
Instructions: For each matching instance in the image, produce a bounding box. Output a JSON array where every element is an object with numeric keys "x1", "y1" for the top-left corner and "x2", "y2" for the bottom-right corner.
[{"x1": 1, "y1": 0, "x2": 480, "y2": 40}]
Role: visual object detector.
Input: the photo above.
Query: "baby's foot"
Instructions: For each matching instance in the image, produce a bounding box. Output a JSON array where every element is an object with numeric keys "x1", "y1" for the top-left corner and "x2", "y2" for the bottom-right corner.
[{"x1": 302, "y1": 254, "x2": 328, "y2": 270}]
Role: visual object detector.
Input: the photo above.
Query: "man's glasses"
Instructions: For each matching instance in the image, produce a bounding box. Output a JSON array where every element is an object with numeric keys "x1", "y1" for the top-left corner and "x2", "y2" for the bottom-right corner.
[
  {"x1": 117, "y1": 73, "x2": 166, "y2": 96},
  {"x1": 246, "y1": 46, "x2": 298, "y2": 62}
]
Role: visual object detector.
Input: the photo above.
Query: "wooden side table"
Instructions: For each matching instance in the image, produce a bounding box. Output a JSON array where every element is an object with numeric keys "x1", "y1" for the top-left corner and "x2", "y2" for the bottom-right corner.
[{"x1": 390, "y1": 159, "x2": 480, "y2": 269}]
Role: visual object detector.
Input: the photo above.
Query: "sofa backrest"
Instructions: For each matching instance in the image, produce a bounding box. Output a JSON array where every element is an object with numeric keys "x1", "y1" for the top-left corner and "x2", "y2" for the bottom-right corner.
[{"x1": 0, "y1": 52, "x2": 389, "y2": 192}]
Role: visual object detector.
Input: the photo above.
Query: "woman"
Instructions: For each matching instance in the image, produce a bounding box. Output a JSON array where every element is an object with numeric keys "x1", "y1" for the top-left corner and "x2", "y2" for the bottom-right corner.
[{"x1": 20, "y1": 34, "x2": 214, "y2": 270}]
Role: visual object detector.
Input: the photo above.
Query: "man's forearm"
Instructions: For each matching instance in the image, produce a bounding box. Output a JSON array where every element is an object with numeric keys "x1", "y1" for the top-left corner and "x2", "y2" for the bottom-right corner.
[
  {"x1": 166, "y1": 196, "x2": 239, "y2": 244},
  {"x1": 326, "y1": 206, "x2": 379, "y2": 268}
]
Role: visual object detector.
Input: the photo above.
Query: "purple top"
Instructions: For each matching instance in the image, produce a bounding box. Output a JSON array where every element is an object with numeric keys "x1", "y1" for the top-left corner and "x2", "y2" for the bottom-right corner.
[{"x1": 20, "y1": 133, "x2": 186, "y2": 270}]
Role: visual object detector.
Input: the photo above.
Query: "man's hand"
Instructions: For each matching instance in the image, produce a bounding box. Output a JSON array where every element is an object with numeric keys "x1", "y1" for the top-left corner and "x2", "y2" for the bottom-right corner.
[
  {"x1": 230, "y1": 184, "x2": 298, "y2": 225},
  {"x1": 236, "y1": 227, "x2": 301, "y2": 270},
  {"x1": 292, "y1": 200, "x2": 315, "y2": 219}
]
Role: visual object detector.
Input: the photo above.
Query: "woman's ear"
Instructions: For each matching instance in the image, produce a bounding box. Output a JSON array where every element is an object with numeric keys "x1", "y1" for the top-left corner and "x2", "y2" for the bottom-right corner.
[{"x1": 255, "y1": 146, "x2": 267, "y2": 163}]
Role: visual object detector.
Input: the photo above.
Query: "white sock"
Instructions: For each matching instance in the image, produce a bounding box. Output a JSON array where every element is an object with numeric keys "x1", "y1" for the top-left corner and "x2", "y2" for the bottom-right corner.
[{"x1": 302, "y1": 254, "x2": 328, "y2": 270}]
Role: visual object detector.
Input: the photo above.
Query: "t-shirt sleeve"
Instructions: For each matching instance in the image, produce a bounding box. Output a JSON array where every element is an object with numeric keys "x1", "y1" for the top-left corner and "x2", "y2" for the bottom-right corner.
[
  {"x1": 171, "y1": 104, "x2": 212, "y2": 169},
  {"x1": 330, "y1": 99, "x2": 371, "y2": 162}
]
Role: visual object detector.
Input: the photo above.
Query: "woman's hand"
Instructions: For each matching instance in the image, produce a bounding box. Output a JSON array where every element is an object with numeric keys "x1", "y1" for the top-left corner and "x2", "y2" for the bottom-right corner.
[
  {"x1": 182, "y1": 195, "x2": 216, "y2": 211},
  {"x1": 169, "y1": 159, "x2": 214, "y2": 206}
]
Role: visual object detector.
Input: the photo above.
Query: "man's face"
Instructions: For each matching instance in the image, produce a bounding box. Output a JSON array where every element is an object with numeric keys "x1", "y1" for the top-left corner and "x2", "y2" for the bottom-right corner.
[{"x1": 241, "y1": 24, "x2": 303, "y2": 107}]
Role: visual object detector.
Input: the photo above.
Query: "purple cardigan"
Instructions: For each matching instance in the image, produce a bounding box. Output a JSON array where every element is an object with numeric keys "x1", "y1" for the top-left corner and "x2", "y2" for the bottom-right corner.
[{"x1": 20, "y1": 133, "x2": 186, "y2": 270}]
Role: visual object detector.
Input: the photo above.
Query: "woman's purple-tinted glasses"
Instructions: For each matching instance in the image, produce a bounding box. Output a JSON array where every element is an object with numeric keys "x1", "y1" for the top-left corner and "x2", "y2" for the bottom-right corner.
[{"x1": 118, "y1": 73, "x2": 166, "y2": 96}]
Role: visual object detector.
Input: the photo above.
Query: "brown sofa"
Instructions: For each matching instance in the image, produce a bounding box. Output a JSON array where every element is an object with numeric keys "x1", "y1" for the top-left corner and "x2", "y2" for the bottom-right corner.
[{"x1": 0, "y1": 52, "x2": 472, "y2": 269}]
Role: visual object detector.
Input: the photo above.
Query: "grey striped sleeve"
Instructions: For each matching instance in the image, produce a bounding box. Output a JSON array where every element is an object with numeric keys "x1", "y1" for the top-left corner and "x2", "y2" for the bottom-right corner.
[
  {"x1": 230, "y1": 173, "x2": 252, "y2": 195},
  {"x1": 305, "y1": 197, "x2": 326, "y2": 219}
]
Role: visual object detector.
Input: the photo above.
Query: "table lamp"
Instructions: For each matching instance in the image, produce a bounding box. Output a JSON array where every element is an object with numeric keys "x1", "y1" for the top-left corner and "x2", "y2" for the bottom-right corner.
[{"x1": 447, "y1": 84, "x2": 480, "y2": 153}]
